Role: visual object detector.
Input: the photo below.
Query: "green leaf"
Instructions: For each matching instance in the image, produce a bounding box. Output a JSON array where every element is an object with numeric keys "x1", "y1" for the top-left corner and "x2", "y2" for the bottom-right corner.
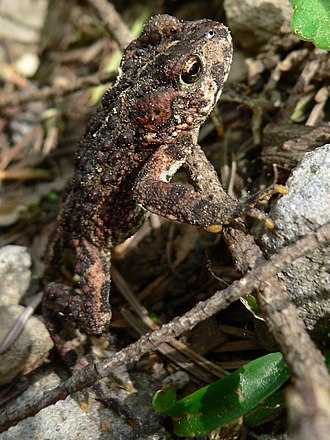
[
  {"x1": 240, "y1": 294, "x2": 264, "y2": 321},
  {"x1": 290, "y1": 91, "x2": 316, "y2": 122},
  {"x1": 47, "y1": 192, "x2": 59, "y2": 202},
  {"x1": 154, "y1": 353, "x2": 291, "y2": 437},
  {"x1": 291, "y1": 0, "x2": 330, "y2": 50},
  {"x1": 244, "y1": 390, "x2": 286, "y2": 428},
  {"x1": 152, "y1": 386, "x2": 177, "y2": 413}
]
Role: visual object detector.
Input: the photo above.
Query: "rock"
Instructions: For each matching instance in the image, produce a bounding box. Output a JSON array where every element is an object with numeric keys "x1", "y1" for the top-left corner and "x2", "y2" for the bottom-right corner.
[
  {"x1": 257, "y1": 144, "x2": 330, "y2": 346},
  {"x1": 0, "y1": 0, "x2": 47, "y2": 63},
  {"x1": 224, "y1": 0, "x2": 293, "y2": 52},
  {"x1": 0, "y1": 305, "x2": 54, "y2": 385},
  {"x1": 228, "y1": 49, "x2": 249, "y2": 83},
  {"x1": 0, "y1": 369, "x2": 167, "y2": 439},
  {"x1": 0, "y1": 246, "x2": 32, "y2": 306}
]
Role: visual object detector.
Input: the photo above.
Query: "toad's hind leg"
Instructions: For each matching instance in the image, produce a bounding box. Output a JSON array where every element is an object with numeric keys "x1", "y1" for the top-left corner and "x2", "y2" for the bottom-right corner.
[{"x1": 43, "y1": 238, "x2": 112, "y2": 363}]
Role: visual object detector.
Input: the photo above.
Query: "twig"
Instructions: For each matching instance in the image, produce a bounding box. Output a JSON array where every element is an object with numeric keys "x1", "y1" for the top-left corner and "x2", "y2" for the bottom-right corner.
[
  {"x1": 0, "y1": 71, "x2": 116, "y2": 108},
  {"x1": 117, "y1": 259, "x2": 222, "y2": 378},
  {"x1": 86, "y1": 0, "x2": 134, "y2": 50},
  {"x1": 0, "y1": 223, "x2": 329, "y2": 432},
  {"x1": 223, "y1": 225, "x2": 330, "y2": 440},
  {"x1": 114, "y1": 266, "x2": 227, "y2": 380},
  {"x1": 122, "y1": 309, "x2": 220, "y2": 383},
  {"x1": 185, "y1": 150, "x2": 330, "y2": 439},
  {"x1": 279, "y1": 50, "x2": 327, "y2": 123},
  {"x1": 111, "y1": 265, "x2": 156, "y2": 329},
  {"x1": 0, "y1": 169, "x2": 52, "y2": 182},
  {"x1": 0, "y1": 293, "x2": 43, "y2": 354},
  {"x1": 286, "y1": 379, "x2": 330, "y2": 440},
  {"x1": 260, "y1": 284, "x2": 330, "y2": 440}
]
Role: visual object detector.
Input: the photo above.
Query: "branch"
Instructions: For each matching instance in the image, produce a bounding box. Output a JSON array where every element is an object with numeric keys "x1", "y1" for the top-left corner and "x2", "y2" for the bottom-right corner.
[
  {"x1": 87, "y1": 0, "x2": 134, "y2": 50},
  {"x1": 0, "y1": 1, "x2": 134, "y2": 110},
  {"x1": 0, "y1": 71, "x2": 116, "y2": 108},
  {"x1": 0, "y1": 223, "x2": 329, "y2": 432},
  {"x1": 186, "y1": 150, "x2": 330, "y2": 439}
]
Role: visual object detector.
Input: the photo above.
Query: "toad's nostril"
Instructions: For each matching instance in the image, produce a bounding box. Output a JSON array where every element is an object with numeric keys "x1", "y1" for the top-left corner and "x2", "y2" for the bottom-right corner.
[{"x1": 218, "y1": 28, "x2": 228, "y2": 38}]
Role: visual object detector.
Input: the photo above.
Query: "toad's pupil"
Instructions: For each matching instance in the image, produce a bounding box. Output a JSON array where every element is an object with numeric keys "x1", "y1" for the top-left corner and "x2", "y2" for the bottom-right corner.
[
  {"x1": 181, "y1": 56, "x2": 202, "y2": 84},
  {"x1": 189, "y1": 61, "x2": 200, "y2": 76}
]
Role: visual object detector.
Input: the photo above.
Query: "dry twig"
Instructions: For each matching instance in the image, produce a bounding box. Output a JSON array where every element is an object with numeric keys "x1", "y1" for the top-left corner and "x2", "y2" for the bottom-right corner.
[
  {"x1": 186, "y1": 151, "x2": 330, "y2": 440},
  {"x1": 87, "y1": 0, "x2": 134, "y2": 50},
  {"x1": 0, "y1": 222, "x2": 329, "y2": 433},
  {"x1": 0, "y1": 71, "x2": 116, "y2": 109}
]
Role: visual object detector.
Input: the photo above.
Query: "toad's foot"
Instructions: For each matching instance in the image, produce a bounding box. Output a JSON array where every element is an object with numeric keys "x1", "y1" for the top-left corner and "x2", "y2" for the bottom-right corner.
[
  {"x1": 234, "y1": 184, "x2": 288, "y2": 229},
  {"x1": 206, "y1": 184, "x2": 288, "y2": 232}
]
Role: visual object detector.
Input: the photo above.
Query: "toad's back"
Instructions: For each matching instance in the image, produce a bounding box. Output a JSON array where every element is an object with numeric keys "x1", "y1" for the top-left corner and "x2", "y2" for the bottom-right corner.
[{"x1": 62, "y1": 14, "x2": 233, "y2": 247}]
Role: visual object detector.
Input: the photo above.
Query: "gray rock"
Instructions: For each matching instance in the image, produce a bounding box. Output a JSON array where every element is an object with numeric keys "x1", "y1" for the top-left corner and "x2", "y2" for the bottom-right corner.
[
  {"x1": 0, "y1": 305, "x2": 53, "y2": 385},
  {"x1": 0, "y1": 0, "x2": 47, "y2": 63},
  {"x1": 224, "y1": 0, "x2": 293, "y2": 52},
  {"x1": 257, "y1": 144, "x2": 330, "y2": 345},
  {"x1": 0, "y1": 368, "x2": 167, "y2": 439},
  {"x1": 0, "y1": 246, "x2": 32, "y2": 306}
]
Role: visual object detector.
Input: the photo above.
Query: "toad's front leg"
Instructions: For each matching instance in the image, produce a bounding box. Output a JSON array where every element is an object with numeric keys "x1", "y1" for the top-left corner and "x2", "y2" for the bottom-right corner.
[
  {"x1": 43, "y1": 238, "x2": 112, "y2": 362},
  {"x1": 134, "y1": 143, "x2": 285, "y2": 230},
  {"x1": 134, "y1": 144, "x2": 241, "y2": 229}
]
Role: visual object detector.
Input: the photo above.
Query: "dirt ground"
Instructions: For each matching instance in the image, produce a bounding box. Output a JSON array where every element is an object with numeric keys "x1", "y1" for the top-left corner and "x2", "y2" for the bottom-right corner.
[{"x1": 0, "y1": 1, "x2": 329, "y2": 439}]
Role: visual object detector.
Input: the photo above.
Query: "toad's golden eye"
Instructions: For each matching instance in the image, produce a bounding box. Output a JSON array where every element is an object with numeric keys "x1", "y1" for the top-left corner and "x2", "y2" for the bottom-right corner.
[{"x1": 180, "y1": 55, "x2": 203, "y2": 84}]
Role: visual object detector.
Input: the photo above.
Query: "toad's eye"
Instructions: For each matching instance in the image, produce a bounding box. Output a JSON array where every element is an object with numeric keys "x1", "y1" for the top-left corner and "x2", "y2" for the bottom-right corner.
[{"x1": 180, "y1": 55, "x2": 203, "y2": 85}]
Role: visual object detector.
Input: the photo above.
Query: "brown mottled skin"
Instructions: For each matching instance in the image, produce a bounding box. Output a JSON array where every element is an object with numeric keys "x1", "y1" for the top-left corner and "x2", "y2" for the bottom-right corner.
[{"x1": 43, "y1": 15, "x2": 256, "y2": 354}]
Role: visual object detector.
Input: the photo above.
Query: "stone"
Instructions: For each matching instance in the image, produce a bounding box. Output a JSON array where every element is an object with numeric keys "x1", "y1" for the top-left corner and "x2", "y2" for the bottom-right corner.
[
  {"x1": 0, "y1": 246, "x2": 32, "y2": 306},
  {"x1": 0, "y1": 305, "x2": 53, "y2": 385},
  {"x1": 257, "y1": 144, "x2": 330, "y2": 346},
  {"x1": 0, "y1": 369, "x2": 167, "y2": 439},
  {"x1": 224, "y1": 0, "x2": 293, "y2": 52}
]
